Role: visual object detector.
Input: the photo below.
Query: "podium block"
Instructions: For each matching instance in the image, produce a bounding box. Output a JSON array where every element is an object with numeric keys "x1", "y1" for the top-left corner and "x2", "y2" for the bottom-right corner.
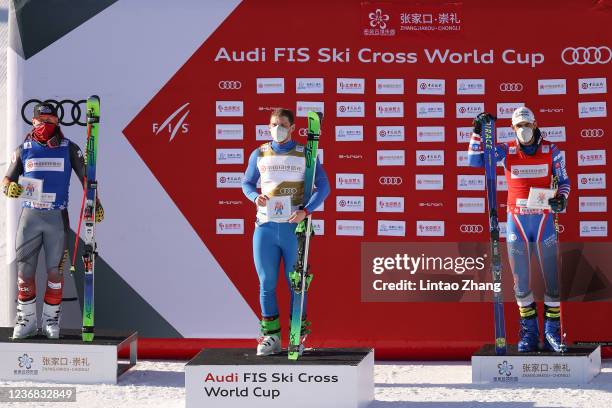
[
  {"x1": 0, "y1": 327, "x2": 137, "y2": 384},
  {"x1": 472, "y1": 344, "x2": 600, "y2": 384},
  {"x1": 185, "y1": 348, "x2": 374, "y2": 408}
]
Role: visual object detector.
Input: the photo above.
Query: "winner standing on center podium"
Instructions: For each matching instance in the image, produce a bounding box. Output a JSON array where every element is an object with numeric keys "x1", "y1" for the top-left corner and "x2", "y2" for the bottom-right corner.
[{"x1": 242, "y1": 108, "x2": 330, "y2": 356}]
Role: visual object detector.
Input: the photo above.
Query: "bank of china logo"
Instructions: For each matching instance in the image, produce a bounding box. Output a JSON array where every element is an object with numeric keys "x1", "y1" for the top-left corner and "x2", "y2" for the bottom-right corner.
[
  {"x1": 500, "y1": 83, "x2": 523, "y2": 92},
  {"x1": 18, "y1": 354, "x2": 33, "y2": 369},
  {"x1": 152, "y1": 102, "x2": 190, "y2": 142},
  {"x1": 369, "y1": 9, "x2": 389, "y2": 29},
  {"x1": 498, "y1": 361, "x2": 513, "y2": 376},
  {"x1": 379, "y1": 176, "x2": 402, "y2": 185},
  {"x1": 561, "y1": 46, "x2": 611, "y2": 65},
  {"x1": 460, "y1": 224, "x2": 483, "y2": 233},
  {"x1": 218, "y1": 81, "x2": 242, "y2": 90},
  {"x1": 581, "y1": 129, "x2": 604, "y2": 138}
]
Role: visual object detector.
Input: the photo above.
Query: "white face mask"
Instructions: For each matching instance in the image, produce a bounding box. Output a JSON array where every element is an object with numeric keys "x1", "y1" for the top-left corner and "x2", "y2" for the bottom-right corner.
[
  {"x1": 516, "y1": 127, "x2": 534, "y2": 144},
  {"x1": 270, "y1": 125, "x2": 289, "y2": 143}
]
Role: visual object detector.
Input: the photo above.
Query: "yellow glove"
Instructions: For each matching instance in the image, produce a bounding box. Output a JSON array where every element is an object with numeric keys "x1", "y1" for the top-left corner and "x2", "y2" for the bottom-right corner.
[
  {"x1": 3, "y1": 182, "x2": 23, "y2": 198},
  {"x1": 95, "y1": 200, "x2": 104, "y2": 223}
]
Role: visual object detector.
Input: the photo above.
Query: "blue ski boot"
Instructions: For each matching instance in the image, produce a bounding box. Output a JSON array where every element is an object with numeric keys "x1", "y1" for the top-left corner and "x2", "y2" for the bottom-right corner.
[
  {"x1": 544, "y1": 305, "x2": 566, "y2": 352},
  {"x1": 517, "y1": 303, "x2": 539, "y2": 352}
]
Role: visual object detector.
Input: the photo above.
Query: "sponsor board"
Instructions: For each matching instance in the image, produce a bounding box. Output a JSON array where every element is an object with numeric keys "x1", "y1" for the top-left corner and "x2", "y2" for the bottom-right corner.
[
  {"x1": 296, "y1": 101, "x2": 324, "y2": 117},
  {"x1": 336, "y1": 173, "x2": 364, "y2": 189},
  {"x1": 216, "y1": 101, "x2": 243, "y2": 117},
  {"x1": 540, "y1": 127, "x2": 566, "y2": 142},
  {"x1": 256, "y1": 78, "x2": 285, "y2": 94},
  {"x1": 416, "y1": 102, "x2": 444, "y2": 118},
  {"x1": 336, "y1": 196, "x2": 365, "y2": 212},
  {"x1": 216, "y1": 172, "x2": 244, "y2": 188},
  {"x1": 376, "y1": 78, "x2": 404, "y2": 94},
  {"x1": 416, "y1": 150, "x2": 444, "y2": 166},
  {"x1": 377, "y1": 126, "x2": 405, "y2": 142},
  {"x1": 457, "y1": 175, "x2": 485, "y2": 190},
  {"x1": 216, "y1": 149, "x2": 244, "y2": 165},
  {"x1": 578, "y1": 77, "x2": 607, "y2": 94},
  {"x1": 255, "y1": 125, "x2": 271, "y2": 141},
  {"x1": 457, "y1": 197, "x2": 485, "y2": 213},
  {"x1": 416, "y1": 220, "x2": 445, "y2": 237},
  {"x1": 457, "y1": 127, "x2": 473, "y2": 143},
  {"x1": 376, "y1": 102, "x2": 404, "y2": 117},
  {"x1": 337, "y1": 78, "x2": 365, "y2": 94},
  {"x1": 577, "y1": 150, "x2": 606, "y2": 166},
  {"x1": 580, "y1": 221, "x2": 608, "y2": 237},
  {"x1": 497, "y1": 102, "x2": 524, "y2": 119},
  {"x1": 578, "y1": 173, "x2": 606, "y2": 189},
  {"x1": 417, "y1": 79, "x2": 445, "y2": 95},
  {"x1": 378, "y1": 220, "x2": 406, "y2": 236},
  {"x1": 537, "y1": 79, "x2": 566, "y2": 95},
  {"x1": 215, "y1": 124, "x2": 244, "y2": 140},
  {"x1": 457, "y1": 79, "x2": 485, "y2": 95},
  {"x1": 416, "y1": 126, "x2": 445, "y2": 142},
  {"x1": 578, "y1": 102, "x2": 607, "y2": 118},
  {"x1": 296, "y1": 78, "x2": 324, "y2": 94},
  {"x1": 377, "y1": 150, "x2": 405, "y2": 166},
  {"x1": 336, "y1": 102, "x2": 365, "y2": 117},
  {"x1": 376, "y1": 197, "x2": 404, "y2": 213},
  {"x1": 216, "y1": 219, "x2": 244, "y2": 235},
  {"x1": 336, "y1": 220, "x2": 365, "y2": 236},
  {"x1": 456, "y1": 151, "x2": 469, "y2": 167},
  {"x1": 456, "y1": 103, "x2": 484, "y2": 119},
  {"x1": 415, "y1": 174, "x2": 443, "y2": 190},
  {"x1": 335, "y1": 125, "x2": 364, "y2": 142},
  {"x1": 579, "y1": 196, "x2": 607, "y2": 213}
]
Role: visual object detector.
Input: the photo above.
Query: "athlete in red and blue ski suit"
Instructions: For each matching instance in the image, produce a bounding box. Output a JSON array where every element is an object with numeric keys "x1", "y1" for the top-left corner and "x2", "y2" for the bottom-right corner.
[{"x1": 468, "y1": 108, "x2": 570, "y2": 352}]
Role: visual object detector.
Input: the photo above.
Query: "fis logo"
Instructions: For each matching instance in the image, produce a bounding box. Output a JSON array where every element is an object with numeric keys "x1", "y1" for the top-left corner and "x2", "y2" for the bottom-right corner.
[{"x1": 152, "y1": 102, "x2": 190, "y2": 142}]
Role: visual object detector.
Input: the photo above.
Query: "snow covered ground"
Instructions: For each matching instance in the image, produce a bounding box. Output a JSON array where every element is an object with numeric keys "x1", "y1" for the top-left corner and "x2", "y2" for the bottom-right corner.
[{"x1": 1, "y1": 359, "x2": 611, "y2": 407}]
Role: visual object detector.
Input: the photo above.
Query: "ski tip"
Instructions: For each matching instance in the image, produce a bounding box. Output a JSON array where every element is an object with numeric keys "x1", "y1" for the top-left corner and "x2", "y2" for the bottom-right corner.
[{"x1": 287, "y1": 353, "x2": 299, "y2": 361}]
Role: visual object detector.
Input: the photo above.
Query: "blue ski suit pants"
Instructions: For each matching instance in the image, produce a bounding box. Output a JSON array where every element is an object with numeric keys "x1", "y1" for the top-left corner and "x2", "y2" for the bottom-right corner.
[
  {"x1": 253, "y1": 221, "x2": 304, "y2": 318},
  {"x1": 506, "y1": 212, "x2": 560, "y2": 306}
]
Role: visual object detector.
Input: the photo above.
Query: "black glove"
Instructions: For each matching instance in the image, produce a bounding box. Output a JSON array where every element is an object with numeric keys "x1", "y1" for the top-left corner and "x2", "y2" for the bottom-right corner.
[
  {"x1": 548, "y1": 194, "x2": 567, "y2": 213},
  {"x1": 472, "y1": 112, "x2": 497, "y2": 135}
]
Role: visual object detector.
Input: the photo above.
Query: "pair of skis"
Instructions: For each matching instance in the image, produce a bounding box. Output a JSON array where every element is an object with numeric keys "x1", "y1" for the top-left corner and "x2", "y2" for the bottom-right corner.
[
  {"x1": 70, "y1": 95, "x2": 101, "y2": 342},
  {"x1": 287, "y1": 111, "x2": 322, "y2": 360},
  {"x1": 481, "y1": 117, "x2": 507, "y2": 355}
]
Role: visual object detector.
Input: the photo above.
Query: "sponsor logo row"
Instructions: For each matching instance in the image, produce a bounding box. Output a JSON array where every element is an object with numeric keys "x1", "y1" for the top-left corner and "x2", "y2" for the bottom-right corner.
[
  {"x1": 220, "y1": 78, "x2": 608, "y2": 95},
  {"x1": 217, "y1": 124, "x2": 605, "y2": 142},
  {"x1": 217, "y1": 188, "x2": 607, "y2": 215},
  {"x1": 216, "y1": 100, "x2": 608, "y2": 118},
  {"x1": 216, "y1": 219, "x2": 608, "y2": 237},
  {"x1": 218, "y1": 172, "x2": 608, "y2": 191},
  {"x1": 216, "y1": 149, "x2": 607, "y2": 169}
]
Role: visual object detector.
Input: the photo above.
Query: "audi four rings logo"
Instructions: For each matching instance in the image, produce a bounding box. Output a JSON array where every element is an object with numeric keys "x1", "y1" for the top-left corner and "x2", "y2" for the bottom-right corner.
[
  {"x1": 499, "y1": 83, "x2": 524, "y2": 91},
  {"x1": 218, "y1": 81, "x2": 242, "y2": 90},
  {"x1": 379, "y1": 177, "x2": 402, "y2": 185},
  {"x1": 21, "y1": 99, "x2": 86, "y2": 126},
  {"x1": 460, "y1": 224, "x2": 484, "y2": 233},
  {"x1": 561, "y1": 46, "x2": 612, "y2": 65},
  {"x1": 279, "y1": 188, "x2": 297, "y2": 194},
  {"x1": 581, "y1": 129, "x2": 604, "y2": 137}
]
